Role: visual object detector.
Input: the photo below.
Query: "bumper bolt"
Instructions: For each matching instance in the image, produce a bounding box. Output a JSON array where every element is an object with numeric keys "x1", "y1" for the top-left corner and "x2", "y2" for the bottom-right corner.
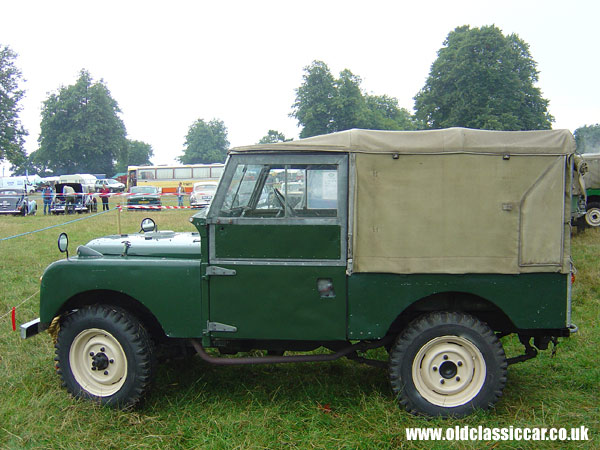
[
  {"x1": 104, "y1": 371, "x2": 109, "y2": 375},
  {"x1": 440, "y1": 379, "x2": 445, "y2": 385}
]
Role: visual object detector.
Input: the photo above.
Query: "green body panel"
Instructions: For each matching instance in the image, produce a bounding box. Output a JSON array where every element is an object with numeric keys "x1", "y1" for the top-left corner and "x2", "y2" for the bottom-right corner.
[
  {"x1": 214, "y1": 224, "x2": 341, "y2": 260},
  {"x1": 347, "y1": 272, "x2": 568, "y2": 339},
  {"x1": 209, "y1": 265, "x2": 347, "y2": 340},
  {"x1": 40, "y1": 256, "x2": 203, "y2": 337},
  {"x1": 586, "y1": 188, "x2": 600, "y2": 197},
  {"x1": 209, "y1": 219, "x2": 346, "y2": 341}
]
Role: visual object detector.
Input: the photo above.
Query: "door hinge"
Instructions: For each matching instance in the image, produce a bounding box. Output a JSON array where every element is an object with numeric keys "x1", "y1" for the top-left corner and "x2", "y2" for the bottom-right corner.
[
  {"x1": 206, "y1": 321, "x2": 238, "y2": 333},
  {"x1": 205, "y1": 266, "x2": 237, "y2": 276}
]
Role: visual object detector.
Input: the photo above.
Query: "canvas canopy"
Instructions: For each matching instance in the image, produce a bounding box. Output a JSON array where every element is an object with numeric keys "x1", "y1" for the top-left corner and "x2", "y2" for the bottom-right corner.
[
  {"x1": 231, "y1": 127, "x2": 574, "y2": 155},
  {"x1": 581, "y1": 153, "x2": 600, "y2": 190},
  {"x1": 231, "y1": 128, "x2": 575, "y2": 275}
]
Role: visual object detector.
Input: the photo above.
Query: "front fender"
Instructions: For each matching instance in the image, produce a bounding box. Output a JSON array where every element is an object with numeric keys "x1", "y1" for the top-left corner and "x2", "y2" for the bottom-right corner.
[{"x1": 40, "y1": 256, "x2": 203, "y2": 337}]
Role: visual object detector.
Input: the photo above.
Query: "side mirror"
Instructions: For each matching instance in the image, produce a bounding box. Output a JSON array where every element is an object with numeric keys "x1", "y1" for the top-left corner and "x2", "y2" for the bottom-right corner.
[
  {"x1": 140, "y1": 218, "x2": 156, "y2": 233},
  {"x1": 58, "y1": 232, "x2": 69, "y2": 258}
]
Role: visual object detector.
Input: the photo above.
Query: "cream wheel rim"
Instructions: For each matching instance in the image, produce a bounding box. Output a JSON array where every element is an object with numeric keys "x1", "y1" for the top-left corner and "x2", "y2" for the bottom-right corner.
[
  {"x1": 412, "y1": 335, "x2": 486, "y2": 407},
  {"x1": 69, "y1": 328, "x2": 128, "y2": 397},
  {"x1": 586, "y1": 208, "x2": 600, "y2": 227}
]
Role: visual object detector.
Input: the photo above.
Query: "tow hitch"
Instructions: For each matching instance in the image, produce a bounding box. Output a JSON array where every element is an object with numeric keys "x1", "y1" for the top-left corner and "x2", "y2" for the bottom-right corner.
[{"x1": 507, "y1": 335, "x2": 538, "y2": 366}]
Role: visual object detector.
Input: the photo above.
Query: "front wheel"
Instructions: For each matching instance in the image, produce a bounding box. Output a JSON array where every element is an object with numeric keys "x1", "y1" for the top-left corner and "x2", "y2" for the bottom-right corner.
[
  {"x1": 585, "y1": 202, "x2": 600, "y2": 227},
  {"x1": 389, "y1": 312, "x2": 507, "y2": 417},
  {"x1": 55, "y1": 305, "x2": 155, "y2": 407}
]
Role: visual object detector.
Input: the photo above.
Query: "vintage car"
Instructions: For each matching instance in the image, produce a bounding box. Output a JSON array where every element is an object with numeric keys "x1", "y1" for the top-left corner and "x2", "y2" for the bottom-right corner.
[
  {"x1": 127, "y1": 186, "x2": 161, "y2": 210},
  {"x1": 189, "y1": 181, "x2": 218, "y2": 208},
  {"x1": 22, "y1": 128, "x2": 580, "y2": 417},
  {"x1": 0, "y1": 188, "x2": 36, "y2": 215},
  {"x1": 95, "y1": 178, "x2": 126, "y2": 193},
  {"x1": 51, "y1": 183, "x2": 96, "y2": 214}
]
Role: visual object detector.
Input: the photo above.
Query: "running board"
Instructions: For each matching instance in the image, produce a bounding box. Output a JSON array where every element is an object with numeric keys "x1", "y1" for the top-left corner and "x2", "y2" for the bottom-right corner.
[{"x1": 190, "y1": 337, "x2": 392, "y2": 366}]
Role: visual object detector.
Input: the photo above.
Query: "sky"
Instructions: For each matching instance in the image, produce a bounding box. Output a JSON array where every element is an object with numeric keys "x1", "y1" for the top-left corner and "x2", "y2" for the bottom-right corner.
[{"x1": 1, "y1": 0, "x2": 599, "y2": 174}]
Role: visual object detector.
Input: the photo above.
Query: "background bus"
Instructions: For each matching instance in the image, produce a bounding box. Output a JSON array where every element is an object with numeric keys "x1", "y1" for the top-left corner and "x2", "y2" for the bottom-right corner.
[{"x1": 127, "y1": 164, "x2": 224, "y2": 193}]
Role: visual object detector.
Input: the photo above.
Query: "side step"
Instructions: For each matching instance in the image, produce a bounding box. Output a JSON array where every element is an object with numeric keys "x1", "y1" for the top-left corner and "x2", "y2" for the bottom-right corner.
[{"x1": 190, "y1": 337, "x2": 392, "y2": 366}]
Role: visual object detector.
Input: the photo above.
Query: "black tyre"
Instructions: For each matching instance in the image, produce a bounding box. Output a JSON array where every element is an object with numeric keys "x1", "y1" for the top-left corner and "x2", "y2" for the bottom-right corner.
[
  {"x1": 55, "y1": 305, "x2": 155, "y2": 407},
  {"x1": 389, "y1": 312, "x2": 507, "y2": 417},
  {"x1": 585, "y1": 202, "x2": 600, "y2": 227}
]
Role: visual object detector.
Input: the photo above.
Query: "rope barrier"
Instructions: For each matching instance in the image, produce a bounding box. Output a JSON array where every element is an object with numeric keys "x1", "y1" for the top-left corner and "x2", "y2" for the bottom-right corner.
[
  {"x1": 0, "y1": 289, "x2": 40, "y2": 331},
  {"x1": 0, "y1": 207, "x2": 116, "y2": 242},
  {"x1": 119, "y1": 205, "x2": 197, "y2": 210}
]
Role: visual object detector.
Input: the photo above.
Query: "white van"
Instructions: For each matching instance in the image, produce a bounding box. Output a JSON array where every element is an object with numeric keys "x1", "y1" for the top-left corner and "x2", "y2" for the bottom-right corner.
[
  {"x1": 0, "y1": 176, "x2": 36, "y2": 193},
  {"x1": 58, "y1": 174, "x2": 97, "y2": 193}
]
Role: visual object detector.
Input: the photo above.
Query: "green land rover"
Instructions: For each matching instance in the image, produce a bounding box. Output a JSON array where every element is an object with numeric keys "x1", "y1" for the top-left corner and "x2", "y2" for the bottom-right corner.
[{"x1": 21, "y1": 128, "x2": 580, "y2": 417}]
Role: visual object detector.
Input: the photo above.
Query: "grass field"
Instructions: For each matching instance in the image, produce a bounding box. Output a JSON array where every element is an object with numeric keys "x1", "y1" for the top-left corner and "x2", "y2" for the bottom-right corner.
[{"x1": 0, "y1": 196, "x2": 598, "y2": 449}]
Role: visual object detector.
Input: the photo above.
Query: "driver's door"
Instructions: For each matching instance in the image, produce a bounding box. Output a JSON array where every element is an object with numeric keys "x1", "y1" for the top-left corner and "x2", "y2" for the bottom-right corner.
[{"x1": 206, "y1": 154, "x2": 348, "y2": 341}]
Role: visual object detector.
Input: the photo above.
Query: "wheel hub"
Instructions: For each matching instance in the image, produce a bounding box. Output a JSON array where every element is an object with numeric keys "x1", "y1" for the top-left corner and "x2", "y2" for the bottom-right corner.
[
  {"x1": 91, "y1": 352, "x2": 109, "y2": 371},
  {"x1": 412, "y1": 335, "x2": 486, "y2": 407},
  {"x1": 439, "y1": 360, "x2": 458, "y2": 379},
  {"x1": 69, "y1": 328, "x2": 127, "y2": 397}
]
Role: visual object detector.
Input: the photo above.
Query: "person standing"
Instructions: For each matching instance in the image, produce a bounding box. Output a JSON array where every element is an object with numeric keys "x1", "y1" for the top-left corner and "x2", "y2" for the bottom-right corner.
[
  {"x1": 42, "y1": 184, "x2": 53, "y2": 215},
  {"x1": 63, "y1": 185, "x2": 76, "y2": 213},
  {"x1": 100, "y1": 186, "x2": 110, "y2": 211},
  {"x1": 177, "y1": 182, "x2": 184, "y2": 207}
]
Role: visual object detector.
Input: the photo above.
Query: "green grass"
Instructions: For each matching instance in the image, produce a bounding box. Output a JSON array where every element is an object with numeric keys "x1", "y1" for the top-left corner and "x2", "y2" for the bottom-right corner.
[{"x1": 0, "y1": 202, "x2": 598, "y2": 449}]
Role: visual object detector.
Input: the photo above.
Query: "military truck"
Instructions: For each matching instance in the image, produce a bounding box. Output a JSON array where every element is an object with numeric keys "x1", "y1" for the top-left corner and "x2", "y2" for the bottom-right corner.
[{"x1": 21, "y1": 128, "x2": 579, "y2": 417}]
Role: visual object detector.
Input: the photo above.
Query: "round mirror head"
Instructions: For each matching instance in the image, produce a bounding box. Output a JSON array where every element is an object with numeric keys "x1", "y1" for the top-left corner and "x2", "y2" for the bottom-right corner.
[
  {"x1": 140, "y1": 218, "x2": 156, "y2": 233},
  {"x1": 57, "y1": 232, "x2": 69, "y2": 253}
]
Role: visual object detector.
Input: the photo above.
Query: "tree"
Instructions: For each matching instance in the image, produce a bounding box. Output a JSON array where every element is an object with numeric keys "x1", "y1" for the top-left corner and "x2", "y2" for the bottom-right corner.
[
  {"x1": 33, "y1": 69, "x2": 126, "y2": 175},
  {"x1": 179, "y1": 118, "x2": 229, "y2": 164},
  {"x1": 291, "y1": 60, "x2": 419, "y2": 137},
  {"x1": 258, "y1": 130, "x2": 291, "y2": 144},
  {"x1": 291, "y1": 61, "x2": 337, "y2": 138},
  {"x1": 414, "y1": 25, "x2": 553, "y2": 131},
  {"x1": 115, "y1": 139, "x2": 153, "y2": 172},
  {"x1": 0, "y1": 45, "x2": 27, "y2": 165},
  {"x1": 332, "y1": 69, "x2": 371, "y2": 131},
  {"x1": 365, "y1": 94, "x2": 421, "y2": 131},
  {"x1": 574, "y1": 124, "x2": 600, "y2": 154}
]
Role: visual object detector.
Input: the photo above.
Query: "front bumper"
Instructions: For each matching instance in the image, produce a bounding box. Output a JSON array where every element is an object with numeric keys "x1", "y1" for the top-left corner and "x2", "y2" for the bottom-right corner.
[
  {"x1": 20, "y1": 318, "x2": 47, "y2": 339},
  {"x1": 51, "y1": 204, "x2": 88, "y2": 213}
]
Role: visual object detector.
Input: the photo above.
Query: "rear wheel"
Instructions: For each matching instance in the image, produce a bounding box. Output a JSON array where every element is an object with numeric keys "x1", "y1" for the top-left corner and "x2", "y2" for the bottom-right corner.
[
  {"x1": 55, "y1": 305, "x2": 155, "y2": 407},
  {"x1": 389, "y1": 312, "x2": 507, "y2": 417}
]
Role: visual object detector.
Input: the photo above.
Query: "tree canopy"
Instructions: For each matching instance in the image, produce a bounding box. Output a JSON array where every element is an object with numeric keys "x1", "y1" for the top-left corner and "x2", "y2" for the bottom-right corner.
[
  {"x1": 0, "y1": 45, "x2": 27, "y2": 165},
  {"x1": 179, "y1": 118, "x2": 229, "y2": 164},
  {"x1": 258, "y1": 130, "x2": 290, "y2": 144},
  {"x1": 414, "y1": 25, "x2": 553, "y2": 131},
  {"x1": 115, "y1": 139, "x2": 154, "y2": 172},
  {"x1": 32, "y1": 70, "x2": 126, "y2": 175},
  {"x1": 291, "y1": 60, "x2": 419, "y2": 138},
  {"x1": 574, "y1": 124, "x2": 600, "y2": 154}
]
